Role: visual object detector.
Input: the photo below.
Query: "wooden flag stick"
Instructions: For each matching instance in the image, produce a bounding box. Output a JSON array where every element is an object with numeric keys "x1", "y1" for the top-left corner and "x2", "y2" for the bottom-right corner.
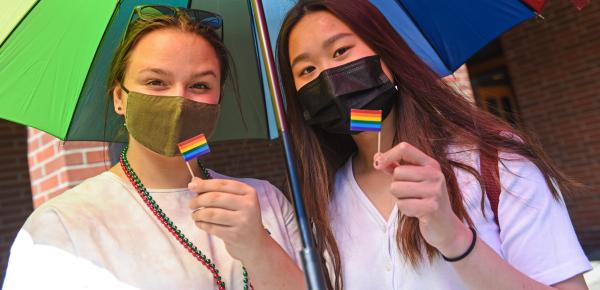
[
  {"x1": 185, "y1": 161, "x2": 195, "y2": 178},
  {"x1": 378, "y1": 131, "x2": 381, "y2": 153}
]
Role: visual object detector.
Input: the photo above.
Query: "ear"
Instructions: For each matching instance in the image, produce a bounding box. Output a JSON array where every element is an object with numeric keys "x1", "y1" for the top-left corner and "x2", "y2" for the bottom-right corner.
[
  {"x1": 380, "y1": 59, "x2": 394, "y2": 83},
  {"x1": 112, "y1": 84, "x2": 126, "y2": 116}
]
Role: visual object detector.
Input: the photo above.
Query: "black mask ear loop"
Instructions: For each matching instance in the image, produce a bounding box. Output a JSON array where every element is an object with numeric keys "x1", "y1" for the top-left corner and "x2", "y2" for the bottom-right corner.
[
  {"x1": 391, "y1": 73, "x2": 400, "y2": 91},
  {"x1": 390, "y1": 74, "x2": 400, "y2": 146},
  {"x1": 119, "y1": 83, "x2": 130, "y2": 94}
]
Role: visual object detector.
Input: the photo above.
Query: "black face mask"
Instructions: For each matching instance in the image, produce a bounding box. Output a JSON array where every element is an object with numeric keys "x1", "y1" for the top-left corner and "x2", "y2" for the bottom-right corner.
[{"x1": 296, "y1": 55, "x2": 397, "y2": 135}]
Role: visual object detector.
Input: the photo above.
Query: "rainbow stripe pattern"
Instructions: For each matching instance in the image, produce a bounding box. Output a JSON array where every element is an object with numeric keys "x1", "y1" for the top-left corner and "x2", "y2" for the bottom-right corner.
[
  {"x1": 178, "y1": 134, "x2": 210, "y2": 161},
  {"x1": 350, "y1": 109, "x2": 382, "y2": 132}
]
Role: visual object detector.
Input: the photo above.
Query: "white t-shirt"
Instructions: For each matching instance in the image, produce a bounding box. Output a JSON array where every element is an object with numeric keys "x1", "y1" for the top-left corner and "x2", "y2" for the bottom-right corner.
[
  {"x1": 3, "y1": 171, "x2": 302, "y2": 290},
  {"x1": 329, "y1": 147, "x2": 591, "y2": 290}
]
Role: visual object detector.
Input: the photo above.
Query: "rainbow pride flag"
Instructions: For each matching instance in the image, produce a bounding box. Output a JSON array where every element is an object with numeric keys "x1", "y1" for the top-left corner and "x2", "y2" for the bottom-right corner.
[
  {"x1": 178, "y1": 134, "x2": 210, "y2": 161},
  {"x1": 350, "y1": 109, "x2": 382, "y2": 132}
]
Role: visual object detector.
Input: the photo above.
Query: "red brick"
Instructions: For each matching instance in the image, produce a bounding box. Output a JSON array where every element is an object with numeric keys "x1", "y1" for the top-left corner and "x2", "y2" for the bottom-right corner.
[
  {"x1": 62, "y1": 141, "x2": 106, "y2": 150},
  {"x1": 28, "y1": 137, "x2": 42, "y2": 152},
  {"x1": 40, "y1": 133, "x2": 57, "y2": 145},
  {"x1": 85, "y1": 150, "x2": 108, "y2": 164},
  {"x1": 66, "y1": 165, "x2": 107, "y2": 183},
  {"x1": 27, "y1": 154, "x2": 36, "y2": 168},
  {"x1": 58, "y1": 171, "x2": 68, "y2": 185},
  {"x1": 39, "y1": 175, "x2": 59, "y2": 193},
  {"x1": 28, "y1": 128, "x2": 38, "y2": 135},
  {"x1": 35, "y1": 144, "x2": 56, "y2": 164},
  {"x1": 65, "y1": 152, "x2": 84, "y2": 166},
  {"x1": 43, "y1": 156, "x2": 66, "y2": 176}
]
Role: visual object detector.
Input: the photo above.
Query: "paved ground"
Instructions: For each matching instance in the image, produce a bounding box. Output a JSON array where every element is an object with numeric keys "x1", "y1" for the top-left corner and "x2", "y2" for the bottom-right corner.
[{"x1": 585, "y1": 261, "x2": 600, "y2": 289}]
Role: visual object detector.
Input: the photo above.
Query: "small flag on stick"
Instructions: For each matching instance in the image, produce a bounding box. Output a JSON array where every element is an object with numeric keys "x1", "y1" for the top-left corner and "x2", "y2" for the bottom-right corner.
[
  {"x1": 350, "y1": 109, "x2": 383, "y2": 152},
  {"x1": 178, "y1": 133, "x2": 210, "y2": 177},
  {"x1": 350, "y1": 109, "x2": 382, "y2": 132}
]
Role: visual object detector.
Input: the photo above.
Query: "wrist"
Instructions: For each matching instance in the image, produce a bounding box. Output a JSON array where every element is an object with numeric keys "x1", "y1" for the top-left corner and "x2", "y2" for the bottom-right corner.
[
  {"x1": 236, "y1": 231, "x2": 273, "y2": 264},
  {"x1": 437, "y1": 221, "x2": 473, "y2": 258}
]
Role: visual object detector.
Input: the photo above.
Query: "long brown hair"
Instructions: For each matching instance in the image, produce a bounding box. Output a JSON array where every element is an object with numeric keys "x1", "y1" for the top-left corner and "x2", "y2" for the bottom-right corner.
[{"x1": 276, "y1": 1, "x2": 578, "y2": 289}]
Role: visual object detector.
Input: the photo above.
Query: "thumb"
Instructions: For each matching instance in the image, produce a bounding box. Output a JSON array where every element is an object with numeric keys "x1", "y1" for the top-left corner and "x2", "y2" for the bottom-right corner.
[{"x1": 373, "y1": 152, "x2": 399, "y2": 176}]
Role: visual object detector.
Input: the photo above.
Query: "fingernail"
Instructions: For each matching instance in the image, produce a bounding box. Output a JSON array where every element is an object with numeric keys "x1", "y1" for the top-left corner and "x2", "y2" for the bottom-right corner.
[{"x1": 373, "y1": 153, "x2": 384, "y2": 168}]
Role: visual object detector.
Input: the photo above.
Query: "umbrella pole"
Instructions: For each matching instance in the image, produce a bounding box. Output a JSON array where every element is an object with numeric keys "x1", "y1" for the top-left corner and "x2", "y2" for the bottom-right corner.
[{"x1": 248, "y1": 0, "x2": 327, "y2": 289}]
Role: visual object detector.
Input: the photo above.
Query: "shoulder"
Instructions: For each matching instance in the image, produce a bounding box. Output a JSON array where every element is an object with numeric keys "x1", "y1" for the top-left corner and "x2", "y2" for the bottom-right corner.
[
  {"x1": 446, "y1": 144, "x2": 547, "y2": 186},
  {"x1": 29, "y1": 171, "x2": 129, "y2": 217},
  {"x1": 445, "y1": 144, "x2": 480, "y2": 166},
  {"x1": 447, "y1": 146, "x2": 563, "y2": 218},
  {"x1": 23, "y1": 172, "x2": 129, "y2": 247}
]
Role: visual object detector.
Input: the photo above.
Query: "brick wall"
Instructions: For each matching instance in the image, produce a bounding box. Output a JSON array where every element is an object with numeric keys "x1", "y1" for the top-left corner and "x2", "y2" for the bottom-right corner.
[
  {"x1": 203, "y1": 139, "x2": 289, "y2": 195},
  {"x1": 501, "y1": 2, "x2": 600, "y2": 255},
  {"x1": 0, "y1": 121, "x2": 33, "y2": 285},
  {"x1": 27, "y1": 129, "x2": 110, "y2": 208},
  {"x1": 27, "y1": 132, "x2": 288, "y2": 204}
]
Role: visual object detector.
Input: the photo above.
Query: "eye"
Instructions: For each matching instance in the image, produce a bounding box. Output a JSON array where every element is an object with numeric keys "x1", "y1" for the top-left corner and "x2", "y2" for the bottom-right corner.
[
  {"x1": 191, "y1": 83, "x2": 210, "y2": 90},
  {"x1": 146, "y1": 79, "x2": 166, "y2": 87},
  {"x1": 333, "y1": 46, "x2": 351, "y2": 58},
  {"x1": 299, "y1": 66, "x2": 315, "y2": 77}
]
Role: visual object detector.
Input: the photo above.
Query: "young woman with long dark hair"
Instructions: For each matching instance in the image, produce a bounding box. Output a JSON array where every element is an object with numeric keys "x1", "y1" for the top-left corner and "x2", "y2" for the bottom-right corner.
[{"x1": 276, "y1": 1, "x2": 591, "y2": 289}]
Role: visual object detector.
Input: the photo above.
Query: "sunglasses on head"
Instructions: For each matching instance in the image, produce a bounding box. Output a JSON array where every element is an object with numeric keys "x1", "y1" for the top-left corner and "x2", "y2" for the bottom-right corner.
[{"x1": 125, "y1": 5, "x2": 224, "y2": 41}]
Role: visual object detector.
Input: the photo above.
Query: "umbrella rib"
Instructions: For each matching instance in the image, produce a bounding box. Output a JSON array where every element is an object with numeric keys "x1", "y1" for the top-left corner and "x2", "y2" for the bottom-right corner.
[
  {"x1": 394, "y1": 0, "x2": 454, "y2": 74},
  {"x1": 0, "y1": 0, "x2": 42, "y2": 49},
  {"x1": 247, "y1": 6, "x2": 271, "y2": 136}
]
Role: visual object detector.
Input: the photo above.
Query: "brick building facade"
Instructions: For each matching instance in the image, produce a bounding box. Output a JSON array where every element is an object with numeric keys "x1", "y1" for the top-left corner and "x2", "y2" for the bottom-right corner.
[
  {"x1": 480, "y1": 0, "x2": 600, "y2": 256},
  {"x1": 0, "y1": 122, "x2": 32, "y2": 285},
  {"x1": 0, "y1": 1, "x2": 598, "y2": 284}
]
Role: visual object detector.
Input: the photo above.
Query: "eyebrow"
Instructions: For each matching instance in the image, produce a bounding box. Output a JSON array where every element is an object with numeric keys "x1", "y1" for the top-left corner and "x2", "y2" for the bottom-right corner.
[
  {"x1": 138, "y1": 68, "x2": 217, "y2": 78},
  {"x1": 139, "y1": 68, "x2": 171, "y2": 76},
  {"x1": 322, "y1": 32, "x2": 352, "y2": 49},
  {"x1": 290, "y1": 53, "x2": 310, "y2": 69},
  {"x1": 191, "y1": 70, "x2": 217, "y2": 79},
  {"x1": 290, "y1": 32, "x2": 353, "y2": 68}
]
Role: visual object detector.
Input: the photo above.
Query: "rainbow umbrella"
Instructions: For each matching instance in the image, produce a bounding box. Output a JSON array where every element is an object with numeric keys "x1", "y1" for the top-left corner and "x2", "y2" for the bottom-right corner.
[{"x1": 1, "y1": 0, "x2": 576, "y2": 289}]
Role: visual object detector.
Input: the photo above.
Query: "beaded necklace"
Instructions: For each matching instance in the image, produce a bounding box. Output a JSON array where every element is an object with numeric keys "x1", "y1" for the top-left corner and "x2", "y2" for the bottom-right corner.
[{"x1": 119, "y1": 147, "x2": 252, "y2": 290}]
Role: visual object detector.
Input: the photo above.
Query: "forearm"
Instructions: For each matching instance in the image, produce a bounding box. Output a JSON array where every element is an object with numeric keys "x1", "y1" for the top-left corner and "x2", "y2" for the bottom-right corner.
[
  {"x1": 441, "y1": 223, "x2": 585, "y2": 290},
  {"x1": 240, "y1": 236, "x2": 306, "y2": 290}
]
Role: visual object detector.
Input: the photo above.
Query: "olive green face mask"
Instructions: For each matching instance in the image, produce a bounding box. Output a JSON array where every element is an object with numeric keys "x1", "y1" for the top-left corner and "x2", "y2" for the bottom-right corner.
[{"x1": 122, "y1": 87, "x2": 220, "y2": 157}]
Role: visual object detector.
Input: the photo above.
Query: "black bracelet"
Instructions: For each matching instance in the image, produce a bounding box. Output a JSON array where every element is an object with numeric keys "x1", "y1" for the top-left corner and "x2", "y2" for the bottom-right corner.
[{"x1": 442, "y1": 226, "x2": 477, "y2": 262}]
